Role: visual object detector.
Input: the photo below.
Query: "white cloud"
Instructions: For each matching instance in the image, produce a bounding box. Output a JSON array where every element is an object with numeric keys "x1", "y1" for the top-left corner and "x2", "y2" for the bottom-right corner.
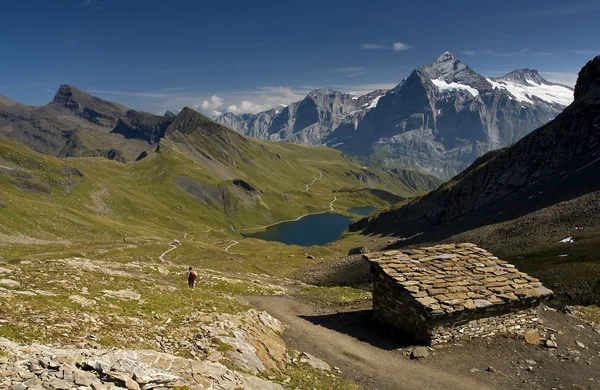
[
  {"x1": 392, "y1": 42, "x2": 411, "y2": 51},
  {"x1": 361, "y1": 44, "x2": 387, "y2": 50},
  {"x1": 197, "y1": 95, "x2": 224, "y2": 111},
  {"x1": 332, "y1": 66, "x2": 365, "y2": 77},
  {"x1": 361, "y1": 42, "x2": 411, "y2": 51},
  {"x1": 462, "y1": 50, "x2": 477, "y2": 56}
]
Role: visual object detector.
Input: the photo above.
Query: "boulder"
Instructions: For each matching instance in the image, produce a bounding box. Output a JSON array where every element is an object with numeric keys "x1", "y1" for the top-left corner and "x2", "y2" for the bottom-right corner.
[
  {"x1": 523, "y1": 330, "x2": 541, "y2": 345},
  {"x1": 348, "y1": 246, "x2": 368, "y2": 256},
  {"x1": 299, "y1": 352, "x2": 330, "y2": 371},
  {"x1": 410, "y1": 347, "x2": 430, "y2": 359}
]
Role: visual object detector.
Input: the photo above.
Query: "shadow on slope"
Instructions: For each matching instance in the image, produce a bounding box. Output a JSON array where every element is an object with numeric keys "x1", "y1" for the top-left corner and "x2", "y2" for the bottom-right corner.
[{"x1": 299, "y1": 309, "x2": 418, "y2": 350}]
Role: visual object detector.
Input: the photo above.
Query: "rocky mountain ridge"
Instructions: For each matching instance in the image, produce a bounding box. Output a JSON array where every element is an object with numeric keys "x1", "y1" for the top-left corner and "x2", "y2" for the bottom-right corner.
[
  {"x1": 217, "y1": 89, "x2": 386, "y2": 146},
  {"x1": 0, "y1": 85, "x2": 175, "y2": 162},
  {"x1": 218, "y1": 52, "x2": 574, "y2": 180},
  {"x1": 351, "y1": 55, "x2": 600, "y2": 252}
]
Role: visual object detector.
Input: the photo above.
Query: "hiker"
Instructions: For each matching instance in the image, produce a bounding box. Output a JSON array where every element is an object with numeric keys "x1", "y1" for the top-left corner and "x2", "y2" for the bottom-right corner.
[{"x1": 187, "y1": 266, "x2": 197, "y2": 289}]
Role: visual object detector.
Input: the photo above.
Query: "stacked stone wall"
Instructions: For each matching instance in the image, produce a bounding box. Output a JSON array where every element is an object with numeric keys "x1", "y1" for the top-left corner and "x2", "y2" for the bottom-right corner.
[
  {"x1": 372, "y1": 267, "x2": 540, "y2": 345},
  {"x1": 372, "y1": 265, "x2": 431, "y2": 342}
]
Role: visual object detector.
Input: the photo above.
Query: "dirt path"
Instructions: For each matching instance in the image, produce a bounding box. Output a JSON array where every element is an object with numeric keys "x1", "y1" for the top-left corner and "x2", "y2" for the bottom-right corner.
[
  {"x1": 305, "y1": 170, "x2": 323, "y2": 192},
  {"x1": 247, "y1": 295, "x2": 494, "y2": 390},
  {"x1": 158, "y1": 244, "x2": 177, "y2": 262}
]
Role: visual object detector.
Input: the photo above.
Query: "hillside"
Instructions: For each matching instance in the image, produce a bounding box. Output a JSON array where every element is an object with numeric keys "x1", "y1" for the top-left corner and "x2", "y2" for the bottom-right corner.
[
  {"x1": 217, "y1": 53, "x2": 573, "y2": 180},
  {"x1": 351, "y1": 55, "x2": 600, "y2": 304},
  {"x1": 0, "y1": 104, "x2": 440, "y2": 254},
  {"x1": 0, "y1": 101, "x2": 441, "y2": 390},
  {"x1": 0, "y1": 85, "x2": 174, "y2": 162}
]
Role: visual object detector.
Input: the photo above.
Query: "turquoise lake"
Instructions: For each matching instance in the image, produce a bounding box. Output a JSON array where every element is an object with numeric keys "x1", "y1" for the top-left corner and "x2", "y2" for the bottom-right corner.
[{"x1": 244, "y1": 212, "x2": 354, "y2": 246}]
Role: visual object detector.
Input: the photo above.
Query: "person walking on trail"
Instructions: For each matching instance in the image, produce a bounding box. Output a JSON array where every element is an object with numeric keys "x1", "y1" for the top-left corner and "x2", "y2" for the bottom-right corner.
[{"x1": 187, "y1": 266, "x2": 197, "y2": 289}]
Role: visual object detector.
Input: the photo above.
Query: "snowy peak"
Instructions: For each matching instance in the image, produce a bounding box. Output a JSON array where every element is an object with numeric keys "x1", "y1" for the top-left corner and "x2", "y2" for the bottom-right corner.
[
  {"x1": 498, "y1": 69, "x2": 546, "y2": 86},
  {"x1": 420, "y1": 52, "x2": 491, "y2": 90},
  {"x1": 488, "y1": 69, "x2": 574, "y2": 107}
]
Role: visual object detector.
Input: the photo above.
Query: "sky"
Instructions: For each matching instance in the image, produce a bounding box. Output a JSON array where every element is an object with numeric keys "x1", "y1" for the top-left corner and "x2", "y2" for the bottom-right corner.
[{"x1": 0, "y1": 0, "x2": 598, "y2": 115}]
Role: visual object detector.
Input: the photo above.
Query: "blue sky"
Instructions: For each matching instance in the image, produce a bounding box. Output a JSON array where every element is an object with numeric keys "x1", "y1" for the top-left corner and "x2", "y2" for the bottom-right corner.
[{"x1": 1, "y1": 0, "x2": 598, "y2": 115}]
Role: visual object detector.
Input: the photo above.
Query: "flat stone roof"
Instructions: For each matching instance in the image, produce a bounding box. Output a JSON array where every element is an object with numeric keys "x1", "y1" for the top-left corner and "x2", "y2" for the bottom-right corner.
[{"x1": 363, "y1": 243, "x2": 553, "y2": 317}]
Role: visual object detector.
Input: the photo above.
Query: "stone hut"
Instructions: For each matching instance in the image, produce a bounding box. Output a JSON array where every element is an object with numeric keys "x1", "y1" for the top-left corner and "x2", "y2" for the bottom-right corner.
[{"x1": 363, "y1": 243, "x2": 553, "y2": 345}]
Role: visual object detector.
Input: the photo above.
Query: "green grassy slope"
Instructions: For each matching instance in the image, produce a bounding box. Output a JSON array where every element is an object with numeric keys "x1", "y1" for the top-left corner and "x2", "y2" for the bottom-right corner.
[{"x1": 0, "y1": 111, "x2": 438, "y2": 272}]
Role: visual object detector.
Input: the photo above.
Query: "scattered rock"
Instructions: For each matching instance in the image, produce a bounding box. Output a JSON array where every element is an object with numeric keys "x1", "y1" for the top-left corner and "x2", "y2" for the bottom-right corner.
[
  {"x1": 34, "y1": 289, "x2": 57, "y2": 296},
  {"x1": 524, "y1": 330, "x2": 541, "y2": 345},
  {"x1": 101, "y1": 289, "x2": 141, "y2": 301},
  {"x1": 348, "y1": 246, "x2": 368, "y2": 256},
  {"x1": 545, "y1": 340, "x2": 558, "y2": 349},
  {"x1": 410, "y1": 346, "x2": 430, "y2": 359},
  {"x1": 576, "y1": 341, "x2": 586, "y2": 349},
  {"x1": 486, "y1": 366, "x2": 496, "y2": 373},
  {"x1": 69, "y1": 295, "x2": 96, "y2": 306},
  {"x1": 0, "y1": 278, "x2": 20, "y2": 288},
  {"x1": 299, "y1": 352, "x2": 331, "y2": 371}
]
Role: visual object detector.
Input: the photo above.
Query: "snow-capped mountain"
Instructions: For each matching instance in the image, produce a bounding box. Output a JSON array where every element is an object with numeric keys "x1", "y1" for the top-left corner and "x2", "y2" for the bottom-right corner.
[
  {"x1": 216, "y1": 89, "x2": 386, "y2": 146},
  {"x1": 487, "y1": 69, "x2": 573, "y2": 106},
  {"x1": 217, "y1": 52, "x2": 574, "y2": 180}
]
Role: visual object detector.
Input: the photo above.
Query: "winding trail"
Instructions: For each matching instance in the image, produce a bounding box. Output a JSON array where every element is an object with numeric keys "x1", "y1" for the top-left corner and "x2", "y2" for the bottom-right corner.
[
  {"x1": 305, "y1": 170, "x2": 323, "y2": 192},
  {"x1": 247, "y1": 295, "x2": 494, "y2": 390},
  {"x1": 224, "y1": 241, "x2": 239, "y2": 252},
  {"x1": 158, "y1": 244, "x2": 177, "y2": 262}
]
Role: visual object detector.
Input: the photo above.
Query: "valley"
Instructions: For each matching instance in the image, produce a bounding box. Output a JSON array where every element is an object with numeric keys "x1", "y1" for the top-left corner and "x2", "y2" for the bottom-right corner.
[{"x1": 0, "y1": 32, "x2": 599, "y2": 390}]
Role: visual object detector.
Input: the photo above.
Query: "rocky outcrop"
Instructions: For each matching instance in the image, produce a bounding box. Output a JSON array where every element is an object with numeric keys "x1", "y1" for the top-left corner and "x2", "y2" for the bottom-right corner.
[
  {"x1": 0, "y1": 337, "x2": 284, "y2": 390},
  {"x1": 0, "y1": 85, "x2": 173, "y2": 161},
  {"x1": 111, "y1": 110, "x2": 174, "y2": 143},
  {"x1": 574, "y1": 56, "x2": 600, "y2": 100}
]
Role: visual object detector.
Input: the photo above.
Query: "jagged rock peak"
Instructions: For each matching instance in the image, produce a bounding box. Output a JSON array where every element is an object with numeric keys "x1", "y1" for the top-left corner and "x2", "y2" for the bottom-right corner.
[
  {"x1": 498, "y1": 69, "x2": 545, "y2": 85},
  {"x1": 306, "y1": 88, "x2": 342, "y2": 98},
  {"x1": 52, "y1": 84, "x2": 92, "y2": 105},
  {"x1": 433, "y1": 51, "x2": 457, "y2": 63},
  {"x1": 50, "y1": 84, "x2": 129, "y2": 118},
  {"x1": 420, "y1": 52, "x2": 490, "y2": 89},
  {"x1": 574, "y1": 55, "x2": 600, "y2": 101},
  {"x1": 168, "y1": 106, "x2": 226, "y2": 135},
  {"x1": 164, "y1": 110, "x2": 176, "y2": 118}
]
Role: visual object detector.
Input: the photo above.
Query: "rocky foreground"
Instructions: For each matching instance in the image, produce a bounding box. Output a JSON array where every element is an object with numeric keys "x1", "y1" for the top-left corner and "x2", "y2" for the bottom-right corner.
[
  {"x1": 0, "y1": 336, "x2": 283, "y2": 390},
  {"x1": 0, "y1": 308, "x2": 337, "y2": 390}
]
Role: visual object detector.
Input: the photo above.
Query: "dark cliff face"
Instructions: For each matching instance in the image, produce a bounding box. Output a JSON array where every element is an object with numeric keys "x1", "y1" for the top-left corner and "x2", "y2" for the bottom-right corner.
[
  {"x1": 111, "y1": 110, "x2": 174, "y2": 144},
  {"x1": 352, "y1": 55, "x2": 600, "y2": 240},
  {"x1": 574, "y1": 55, "x2": 600, "y2": 101}
]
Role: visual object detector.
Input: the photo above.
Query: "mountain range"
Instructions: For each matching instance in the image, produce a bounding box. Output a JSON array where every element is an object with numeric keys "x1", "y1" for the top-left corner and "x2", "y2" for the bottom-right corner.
[
  {"x1": 0, "y1": 90, "x2": 444, "y2": 243},
  {"x1": 351, "y1": 55, "x2": 600, "y2": 304},
  {"x1": 0, "y1": 85, "x2": 176, "y2": 162},
  {"x1": 217, "y1": 52, "x2": 574, "y2": 180}
]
